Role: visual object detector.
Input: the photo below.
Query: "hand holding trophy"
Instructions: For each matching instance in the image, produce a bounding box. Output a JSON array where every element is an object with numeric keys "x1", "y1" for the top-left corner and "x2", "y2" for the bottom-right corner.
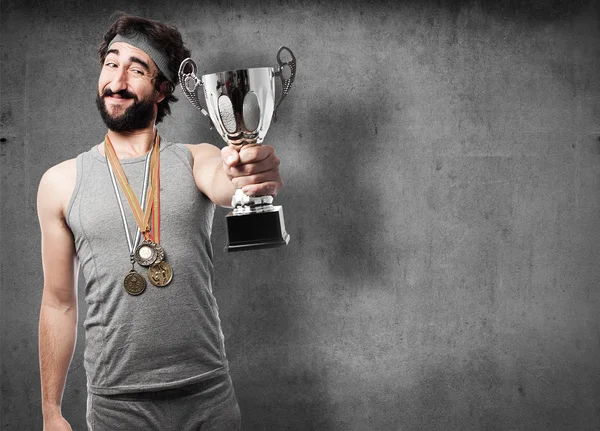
[{"x1": 178, "y1": 47, "x2": 296, "y2": 252}]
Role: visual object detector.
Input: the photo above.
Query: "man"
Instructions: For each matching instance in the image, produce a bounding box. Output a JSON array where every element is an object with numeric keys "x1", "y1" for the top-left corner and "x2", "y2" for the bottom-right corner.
[{"x1": 37, "y1": 14, "x2": 283, "y2": 430}]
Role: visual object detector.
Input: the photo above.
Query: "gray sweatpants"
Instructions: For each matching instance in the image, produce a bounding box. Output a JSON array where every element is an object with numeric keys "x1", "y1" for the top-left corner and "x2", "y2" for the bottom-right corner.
[{"x1": 86, "y1": 374, "x2": 241, "y2": 431}]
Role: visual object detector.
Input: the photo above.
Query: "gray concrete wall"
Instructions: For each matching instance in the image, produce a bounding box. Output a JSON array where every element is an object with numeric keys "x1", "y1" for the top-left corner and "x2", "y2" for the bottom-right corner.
[{"x1": 2, "y1": 0, "x2": 599, "y2": 429}]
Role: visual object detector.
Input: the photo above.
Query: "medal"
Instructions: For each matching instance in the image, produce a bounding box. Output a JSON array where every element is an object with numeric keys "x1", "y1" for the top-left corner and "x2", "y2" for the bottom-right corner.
[
  {"x1": 124, "y1": 269, "x2": 147, "y2": 295},
  {"x1": 134, "y1": 239, "x2": 164, "y2": 266},
  {"x1": 105, "y1": 133, "x2": 173, "y2": 294},
  {"x1": 148, "y1": 261, "x2": 173, "y2": 287}
]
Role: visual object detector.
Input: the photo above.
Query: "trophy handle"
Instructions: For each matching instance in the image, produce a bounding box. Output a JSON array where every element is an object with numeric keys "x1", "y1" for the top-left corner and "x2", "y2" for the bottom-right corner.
[
  {"x1": 178, "y1": 58, "x2": 212, "y2": 122},
  {"x1": 273, "y1": 46, "x2": 296, "y2": 120}
]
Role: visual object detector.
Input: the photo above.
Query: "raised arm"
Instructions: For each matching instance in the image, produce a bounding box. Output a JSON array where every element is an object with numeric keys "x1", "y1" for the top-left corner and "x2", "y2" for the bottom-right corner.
[
  {"x1": 186, "y1": 143, "x2": 283, "y2": 207},
  {"x1": 37, "y1": 160, "x2": 78, "y2": 431}
]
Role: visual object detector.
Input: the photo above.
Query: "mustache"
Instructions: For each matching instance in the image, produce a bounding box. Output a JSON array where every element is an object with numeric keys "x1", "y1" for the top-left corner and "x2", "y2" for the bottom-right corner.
[{"x1": 102, "y1": 89, "x2": 137, "y2": 100}]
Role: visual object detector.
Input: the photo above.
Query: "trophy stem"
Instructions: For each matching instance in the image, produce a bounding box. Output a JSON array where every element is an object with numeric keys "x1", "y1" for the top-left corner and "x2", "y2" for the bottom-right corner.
[{"x1": 232, "y1": 203, "x2": 274, "y2": 215}]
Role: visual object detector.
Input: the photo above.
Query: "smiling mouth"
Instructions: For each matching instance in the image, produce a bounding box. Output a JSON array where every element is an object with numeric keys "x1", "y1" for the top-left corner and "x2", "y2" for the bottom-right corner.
[
  {"x1": 105, "y1": 96, "x2": 132, "y2": 103},
  {"x1": 102, "y1": 88, "x2": 137, "y2": 100}
]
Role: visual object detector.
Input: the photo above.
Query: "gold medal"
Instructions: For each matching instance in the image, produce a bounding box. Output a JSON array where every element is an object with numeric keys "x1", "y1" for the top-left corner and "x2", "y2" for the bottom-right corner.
[
  {"x1": 148, "y1": 261, "x2": 173, "y2": 287},
  {"x1": 124, "y1": 269, "x2": 147, "y2": 295},
  {"x1": 154, "y1": 242, "x2": 165, "y2": 263}
]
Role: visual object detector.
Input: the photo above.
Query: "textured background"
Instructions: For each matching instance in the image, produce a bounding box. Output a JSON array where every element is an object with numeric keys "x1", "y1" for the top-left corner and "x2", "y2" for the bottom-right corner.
[{"x1": 1, "y1": 0, "x2": 599, "y2": 430}]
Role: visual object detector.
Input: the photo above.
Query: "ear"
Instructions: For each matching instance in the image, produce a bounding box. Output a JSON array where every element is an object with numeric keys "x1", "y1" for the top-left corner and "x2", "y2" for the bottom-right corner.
[
  {"x1": 161, "y1": 80, "x2": 174, "y2": 94},
  {"x1": 155, "y1": 81, "x2": 173, "y2": 104}
]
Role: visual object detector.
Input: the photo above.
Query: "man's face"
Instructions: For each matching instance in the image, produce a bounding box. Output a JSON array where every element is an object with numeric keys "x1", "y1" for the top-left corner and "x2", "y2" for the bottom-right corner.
[{"x1": 97, "y1": 42, "x2": 165, "y2": 132}]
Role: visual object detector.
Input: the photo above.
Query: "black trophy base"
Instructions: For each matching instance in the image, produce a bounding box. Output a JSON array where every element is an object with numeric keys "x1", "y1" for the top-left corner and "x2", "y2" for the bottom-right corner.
[{"x1": 225, "y1": 206, "x2": 290, "y2": 252}]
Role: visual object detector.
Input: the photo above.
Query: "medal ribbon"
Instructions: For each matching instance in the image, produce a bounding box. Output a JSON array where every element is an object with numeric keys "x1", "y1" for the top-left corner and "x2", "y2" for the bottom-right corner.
[
  {"x1": 152, "y1": 150, "x2": 161, "y2": 244},
  {"x1": 151, "y1": 135, "x2": 160, "y2": 243},
  {"x1": 104, "y1": 134, "x2": 161, "y2": 241},
  {"x1": 107, "y1": 148, "x2": 152, "y2": 256}
]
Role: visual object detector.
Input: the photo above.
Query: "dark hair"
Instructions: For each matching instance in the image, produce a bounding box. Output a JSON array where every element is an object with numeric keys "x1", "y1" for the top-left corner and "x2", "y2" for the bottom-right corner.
[{"x1": 98, "y1": 13, "x2": 191, "y2": 124}]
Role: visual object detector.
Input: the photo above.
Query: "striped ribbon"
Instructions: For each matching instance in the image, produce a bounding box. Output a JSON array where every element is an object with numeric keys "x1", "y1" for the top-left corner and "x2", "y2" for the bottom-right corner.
[{"x1": 104, "y1": 134, "x2": 161, "y2": 242}]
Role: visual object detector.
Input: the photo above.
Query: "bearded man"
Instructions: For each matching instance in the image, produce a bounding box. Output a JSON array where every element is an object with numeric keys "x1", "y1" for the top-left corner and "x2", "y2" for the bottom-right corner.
[{"x1": 37, "y1": 14, "x2": 282, "y2": 430}]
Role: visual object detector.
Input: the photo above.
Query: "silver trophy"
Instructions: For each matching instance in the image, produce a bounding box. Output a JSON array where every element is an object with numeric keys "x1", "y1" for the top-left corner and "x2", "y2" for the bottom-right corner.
[{"x1": 179, "y1": 47, "x2": 296, "y2": 252}]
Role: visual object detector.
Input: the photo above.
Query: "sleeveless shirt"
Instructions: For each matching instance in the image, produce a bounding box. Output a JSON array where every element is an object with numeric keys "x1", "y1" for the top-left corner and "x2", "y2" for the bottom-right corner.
[{"x1": 66, "y1": 141, "x2": 228, "y2": 395}]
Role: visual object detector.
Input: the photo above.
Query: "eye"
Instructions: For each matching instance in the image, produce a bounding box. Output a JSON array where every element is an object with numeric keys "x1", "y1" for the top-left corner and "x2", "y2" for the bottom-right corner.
[{"x1": 104, "y1": 61, "x2": 117, "y2": 68}]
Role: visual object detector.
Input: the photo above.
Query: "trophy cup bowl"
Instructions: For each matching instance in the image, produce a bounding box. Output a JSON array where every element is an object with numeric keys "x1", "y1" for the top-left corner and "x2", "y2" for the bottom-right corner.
[{"x1": 178, "y1": 47, "x2": 296, "y2": 252}]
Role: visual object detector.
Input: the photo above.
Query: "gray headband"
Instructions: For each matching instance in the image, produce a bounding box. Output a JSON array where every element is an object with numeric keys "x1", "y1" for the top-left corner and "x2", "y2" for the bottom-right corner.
[{"x1": 108, "y1": 33, "x2": 176, "y2": 84}]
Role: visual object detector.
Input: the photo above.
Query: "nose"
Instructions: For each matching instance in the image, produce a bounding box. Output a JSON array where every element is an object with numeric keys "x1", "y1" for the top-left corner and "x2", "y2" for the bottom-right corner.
[{"x1": 108, "y1": 66, "x2": 128, "y2": 94}]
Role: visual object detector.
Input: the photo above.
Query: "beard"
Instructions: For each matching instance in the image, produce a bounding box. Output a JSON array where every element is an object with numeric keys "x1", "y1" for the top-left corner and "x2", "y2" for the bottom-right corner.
[{"x1": 96, "y1": 89, "x2": 157, "y2": 132}]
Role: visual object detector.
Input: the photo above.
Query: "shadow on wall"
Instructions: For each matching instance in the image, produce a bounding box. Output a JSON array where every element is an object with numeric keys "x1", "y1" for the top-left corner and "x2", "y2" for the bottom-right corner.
[
  {"x1": 218, "y1": 272, "x2": 335, "y2": 429},
  {"x1": 305, "y1": 80, "x2": 394, "y2": 286}
]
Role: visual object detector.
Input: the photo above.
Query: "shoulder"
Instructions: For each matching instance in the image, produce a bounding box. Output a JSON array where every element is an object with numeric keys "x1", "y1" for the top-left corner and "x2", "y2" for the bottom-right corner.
[
  {"x1": 38, "y1": 158, "x2": 78, "y2": 218},
  {"x1": 40, "y1": 158, "x2": 77, "y2": 189},
  {"x1": 185, "y1": 143, "x2": 221, "y2": 159}
]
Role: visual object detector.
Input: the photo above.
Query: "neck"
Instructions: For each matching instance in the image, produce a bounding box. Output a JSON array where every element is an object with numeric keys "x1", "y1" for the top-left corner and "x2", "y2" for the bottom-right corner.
[{"x1": 102, "y1": 126, "x2": 157, "y2": 159}]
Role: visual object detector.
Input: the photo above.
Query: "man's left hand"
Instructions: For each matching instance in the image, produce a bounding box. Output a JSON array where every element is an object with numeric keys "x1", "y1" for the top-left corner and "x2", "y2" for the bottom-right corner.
[{"x1": 221, "y1": 145, "x2": 283, "y2": 197}]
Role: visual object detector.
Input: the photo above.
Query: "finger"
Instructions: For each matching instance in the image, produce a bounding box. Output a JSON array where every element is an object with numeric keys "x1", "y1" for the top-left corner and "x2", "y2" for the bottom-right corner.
[
  {"x1": 230, "y1": 170, "x2": 282, "y2": 190},
  {"x1": 228, "y1": 155, "x2": 280, "y2": 177},
  {"x1": 242, "y1": 180, "x2": 284, "y2": 197},
  {"x1": 221, "y1": 146, "x2": 240, "y2": 167},
  {"x1": 237, "y1": 145, "x2": 274, "y2": 165}
]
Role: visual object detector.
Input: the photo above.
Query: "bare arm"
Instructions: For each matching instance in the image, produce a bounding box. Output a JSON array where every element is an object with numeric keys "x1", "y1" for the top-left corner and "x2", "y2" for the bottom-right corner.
[
  {"x1": 186, "y1": 143, "x2": 283, "y2": 207},
  {"x1": 186, "y1": 144, "x2": 236, "y2": 207},
  {"x1": 37, "y1": 161, "x2": 77, "y2": 430}
]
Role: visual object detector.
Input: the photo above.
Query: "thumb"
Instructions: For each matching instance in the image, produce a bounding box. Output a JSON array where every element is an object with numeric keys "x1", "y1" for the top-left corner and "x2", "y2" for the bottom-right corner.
[{"x1": 221, "y1": 146, "x2": 240, "y2": 167}]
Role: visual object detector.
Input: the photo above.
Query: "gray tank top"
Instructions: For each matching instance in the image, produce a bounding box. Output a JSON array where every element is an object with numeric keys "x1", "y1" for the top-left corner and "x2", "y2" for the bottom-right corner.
[{"x1": 67, "y1": 141, "x2": 228, "y2": 395}]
